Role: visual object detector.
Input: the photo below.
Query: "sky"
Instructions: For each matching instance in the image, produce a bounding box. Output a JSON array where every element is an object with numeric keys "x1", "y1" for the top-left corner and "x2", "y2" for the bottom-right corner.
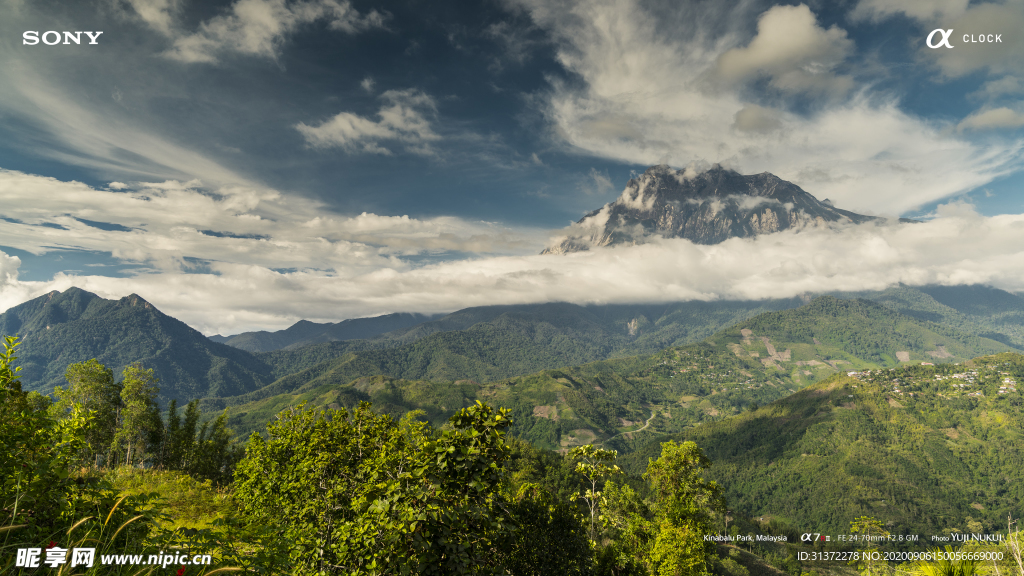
[{"x1": 1, "y1": 0, "x2": 1023, "y2": 335}]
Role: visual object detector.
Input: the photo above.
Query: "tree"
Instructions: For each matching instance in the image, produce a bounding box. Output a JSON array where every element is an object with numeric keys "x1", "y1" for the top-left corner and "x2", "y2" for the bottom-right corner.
[
  {"x1": 644, "y1": 441, "x2": 725, "y2": 576},
  {"x1": 598, "y1": 479, "x2": 655, "y2": 576},
  {"x1": 52, "y1": 358, "x2": 121, "y2": 466},
  {"x1": 569, "y1": 444, "x2": 623, "y2": 543},
  {"x1": 113, "y1": 363, "x2": 160, "y2": 467},
  {"x1": 500, "y1": 483, "x2": 594, "y2": 576},
  {"x1": 190, "y1": 409, "x2": 241, "y2": 485},
  {"x1": 0, "y1": 336, "x2": 90, "y2": 541},
  {"x1": 850, "y1": 516, "x2": 889, "y2": 576},
  {"x1": 235, "y1": 400, "x2": 515, "y2": 575}
]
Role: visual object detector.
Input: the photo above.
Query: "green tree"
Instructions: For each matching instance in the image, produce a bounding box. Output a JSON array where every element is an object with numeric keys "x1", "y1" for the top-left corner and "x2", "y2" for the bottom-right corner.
[
  {"x1": 190, "y1": 409, "x2": 242, "y2": 484},
  {"x1": 500, "y1": 483, "x2": 594, "y2": 576},
  {"x1": 170, "y1": 399, "x2": 202, "y2": 470},
  {"x1": 52, "y1": 358, "x2": 121, "y2": 467},
  {"x1": 113, "y1": 363, "x2": 160, "y2": 467},
  {"x1": 850, "y1": 516, "x2": 890, "y2": 576},
  {"x1": 644, "y1": 441, "x2": 725, "y2": 576},
  {"x1": 598, "y1": 479, "x2": 655, "y2": 576},
  {"x1": 0, "y1": 336, "x2": 91, "y2": 542},
  {"x1": 569, "y1": 444, "x2": 623, "y2": 543},
  {"x1": 235, "y1": 400, "x2": 515, "y2": 575}
]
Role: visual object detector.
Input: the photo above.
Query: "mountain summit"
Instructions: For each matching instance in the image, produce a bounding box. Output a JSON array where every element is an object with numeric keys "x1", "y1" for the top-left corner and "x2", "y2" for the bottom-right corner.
[{"x1": 543, "y1": 165, "x2": 878, "y2": 253}]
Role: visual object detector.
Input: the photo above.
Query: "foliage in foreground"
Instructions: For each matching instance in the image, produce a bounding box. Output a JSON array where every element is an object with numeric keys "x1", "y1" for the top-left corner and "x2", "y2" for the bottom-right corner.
[{"x1": 234, "y1": 401, "x2": 594, "y2": 575}]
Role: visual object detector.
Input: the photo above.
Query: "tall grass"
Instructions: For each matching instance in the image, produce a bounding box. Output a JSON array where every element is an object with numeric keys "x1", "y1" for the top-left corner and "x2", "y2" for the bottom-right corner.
[{"x1": 2, "y1": 467, "x2": 245, "y2": 575}]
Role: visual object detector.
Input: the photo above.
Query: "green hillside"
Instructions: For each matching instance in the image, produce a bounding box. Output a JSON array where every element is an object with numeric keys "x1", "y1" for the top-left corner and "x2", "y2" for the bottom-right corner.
[
  {"x1": 5, "y1": 286, "x2": 1017, "y2": 415},
  {"x1": 221, "y1": 300, "x2": 807, "y2": 355},
  {"x1": 214, "y1": 296, "x2": 1013, "y2": 451},
  {"x1": 201, "y1": 301, "x2": 798, "y2": 412},
  {"x1": 917, "y1": 284, "x2": 1024, "y2": 347},
  {"x1": 621, "y1": 353, "x2": 1024, "y2": 536},
  {"x1": 0, "y1": 288, "x2": 275, "y2": 401},
  {"x1": 212, "y1": 313, "x2": 438, "y2": 352},
  {"x1": 844, "y1": 284, "x2": 1024, "y2": 349},
  {"x1": 733, "y1": 296, "x2": 1009, "y2": 366}
]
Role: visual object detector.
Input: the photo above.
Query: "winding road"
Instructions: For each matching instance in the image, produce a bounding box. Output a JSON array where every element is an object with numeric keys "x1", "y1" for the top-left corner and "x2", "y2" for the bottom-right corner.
[{"x1": 608, "y1": 408, "x2": 657, "y2": 441}]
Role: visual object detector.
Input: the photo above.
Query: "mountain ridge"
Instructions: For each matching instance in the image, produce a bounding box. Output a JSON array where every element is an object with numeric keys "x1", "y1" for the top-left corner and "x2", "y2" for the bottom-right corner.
[
  {"x1": 544, "y1": 164, "x2": 882, "y2": 254},
  {"x1": 210, "y1": 312, "x2": 441, "y2": 353},
  {"x1": 0, "y1": 287, "x2": 275, "y2": 402},
  {"x1": 209, "y1": 295, "x2": 1014, "y2": 442}
]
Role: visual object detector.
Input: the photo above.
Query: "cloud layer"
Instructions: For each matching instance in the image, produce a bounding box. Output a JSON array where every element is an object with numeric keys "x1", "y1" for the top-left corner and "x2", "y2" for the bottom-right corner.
[{"x1": 2, "y1": 170, "x2": 1024, "y2": 335}]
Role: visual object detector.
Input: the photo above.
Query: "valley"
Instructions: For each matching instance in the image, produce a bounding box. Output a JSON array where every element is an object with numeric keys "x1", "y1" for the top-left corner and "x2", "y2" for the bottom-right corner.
[
  {"x1": 4, "y1": 283, "x2": 1023, "y2": 560},
  {"x1": 619, "y1": 353, "x2": 1024, "y2": 536}
]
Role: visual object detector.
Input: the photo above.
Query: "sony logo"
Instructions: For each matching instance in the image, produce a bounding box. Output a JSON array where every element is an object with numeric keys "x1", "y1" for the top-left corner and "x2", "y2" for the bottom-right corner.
[{"x1": 23, "y1": 31, "x2": 103, "y2": 45}]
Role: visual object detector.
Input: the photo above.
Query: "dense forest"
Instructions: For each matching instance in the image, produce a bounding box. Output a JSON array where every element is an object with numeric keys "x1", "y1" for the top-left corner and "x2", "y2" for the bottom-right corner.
[{"x1": 4, "y1": 335, "x2": 1024, "y2": 575}]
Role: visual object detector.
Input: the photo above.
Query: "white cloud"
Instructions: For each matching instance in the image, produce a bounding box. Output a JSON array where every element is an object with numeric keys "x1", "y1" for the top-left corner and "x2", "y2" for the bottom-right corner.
[
  {"x1": 296, "y1": 89, "x2": 441, "y2": 155},
  {"x1": 163, "y1": 0, "x2": 386, "y2": 63},
  {"x1": 970, "y1": 75, "x2": 1024, "y2": 101},
  {"x1": 4, "y1": 198, "x2": 1024, "y2": 336},
  {"x1": 715, "y1": 4, "x2": 854, "y2": 98},
  {"x1": 360, "y1": 77, "x2": 375, "y2": 92},
  {"x1": 120, "y1": 0, "x2": 181, "y2": 36},
  {"x1": 0, "y1": 169, "x2": 538, "y2": 275},
  {"x1": 958, "y1": 107, "x2": 1024, "y2": 131},
  {"x1": 578, "y1": 168, "x2": 614, "y2": 195},
  {"x1": 506, "y1": 0, "x2": 1024, "y2": 215},
  {"x1": 733, "y1": 104, "x2": 782, "y2": 133}
]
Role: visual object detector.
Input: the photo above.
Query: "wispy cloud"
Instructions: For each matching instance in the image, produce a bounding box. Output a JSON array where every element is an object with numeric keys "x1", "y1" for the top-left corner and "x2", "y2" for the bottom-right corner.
[
  {"x1": 0, "y1": 169, "x2": 539, "y2": 275},
  {"x1": 161, "y1": 0, "x2": 387, "y2": 64},
  {"x1": 296, "y1": 89, "x2": 442, "y2": 155},
  {"x1": 120, "y1": 0, "x2": 182, "y2": 37},
  {"x1": 0, "y1": 62, "x2": 257, "y2": 187},
  {"x1": 506, "y1": 0, "x2": 1024, "y2": 215},
  {"x1": 958, "y1": 107, "x2": 1024, "y2": 131}
]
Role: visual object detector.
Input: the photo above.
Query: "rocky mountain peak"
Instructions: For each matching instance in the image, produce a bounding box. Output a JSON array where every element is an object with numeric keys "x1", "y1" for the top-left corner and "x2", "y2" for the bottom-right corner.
[{"x1": 543, "y1": 165, "x2": 878, "y2": 254}]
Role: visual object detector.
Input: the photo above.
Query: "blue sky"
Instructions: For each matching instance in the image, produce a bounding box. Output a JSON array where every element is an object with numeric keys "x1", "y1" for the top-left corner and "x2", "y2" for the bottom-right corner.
[{"x1": 1, "y1": 0, "x2": 1023, "y2": 334}]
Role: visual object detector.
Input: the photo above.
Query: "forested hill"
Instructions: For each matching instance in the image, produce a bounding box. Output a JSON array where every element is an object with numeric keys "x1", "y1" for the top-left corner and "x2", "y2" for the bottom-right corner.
[
  {"x1": 732, "y1": 296, "x2": 1010, "y2": 365},
  {"x1": 210, "y1": 312, "x2": 440, "y2": 353},
  {"x1": 3, "y1": 286, "x2": 1019, "y2": 411},
  {"x1": 221, "y1": 299, "x2": 808, "y2": 356},
  {"x1": 208, "y1": 295, "x2": 1015, "y2": 450},
  {"x1": 621, "y1": 354, "x2": 1024, "y2": 537},
  {"x1": 916, "y1": 284, "x2": 1024, "y2": 346},
  {"x1": 820, "y1": 284, "x2": 1024, "y2": 352},
  {"x1": 0, "y1": 287, "x2": 275, "y2": 401},
  {"x1": 198, "y1": 299, "x2": 804, "y2": 409},
  {"x1": 212, "y1": 284, "x2": 1024, "y2": 356}
]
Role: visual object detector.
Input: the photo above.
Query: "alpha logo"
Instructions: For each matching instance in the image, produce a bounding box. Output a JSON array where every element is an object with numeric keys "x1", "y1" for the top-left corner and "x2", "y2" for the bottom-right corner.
[
  {"x1": 23, "y1": 31, "x2": 103, "y2": 45},
  {"x1": 926, "y1": 29, "x2": 954, "y2": 49}
]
